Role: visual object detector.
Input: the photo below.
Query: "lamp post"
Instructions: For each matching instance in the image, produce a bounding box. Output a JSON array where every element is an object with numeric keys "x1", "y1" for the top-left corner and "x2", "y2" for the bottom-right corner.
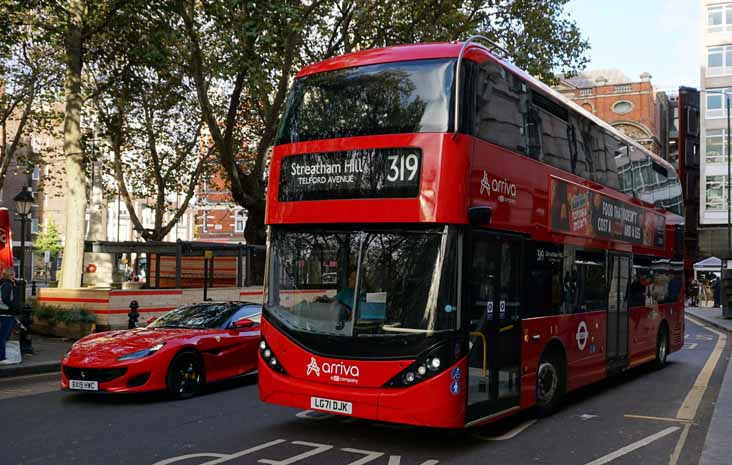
[{"x1": 13, "y1": 186, "x2": 34, "y2": 354}]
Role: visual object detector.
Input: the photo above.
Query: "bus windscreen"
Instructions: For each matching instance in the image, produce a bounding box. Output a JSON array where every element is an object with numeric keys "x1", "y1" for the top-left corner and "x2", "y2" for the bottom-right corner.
[
  {"x1": 265, "y1": 227, "x2": 458, "y2": 354},
  {"x1": 275, "y1": 59, "x2": 455, "y2": 144}
]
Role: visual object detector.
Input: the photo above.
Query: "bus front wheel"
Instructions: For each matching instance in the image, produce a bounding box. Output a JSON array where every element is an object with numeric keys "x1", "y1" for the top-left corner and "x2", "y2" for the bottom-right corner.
[{"x1": 536, "y1": 353, "x2": 564, "y2": 417}]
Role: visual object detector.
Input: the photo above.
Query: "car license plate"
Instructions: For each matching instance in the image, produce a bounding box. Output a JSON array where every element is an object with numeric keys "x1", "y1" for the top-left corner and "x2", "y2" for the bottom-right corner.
[
  {"x1": 310, "y1": 396, "x2": 352, "y2": 414},
  {"x1": 69, "y1": 380, "x2": 98, "y2": 391}
]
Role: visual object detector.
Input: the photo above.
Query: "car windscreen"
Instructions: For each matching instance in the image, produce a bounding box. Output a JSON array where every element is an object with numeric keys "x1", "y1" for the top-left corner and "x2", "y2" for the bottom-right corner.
[
  {"x1": 150, "y1": 303, "x2": 244, "y2": 329},
  {"x1": 275, "y1": 59, "x2": 455, "y2": 144}
]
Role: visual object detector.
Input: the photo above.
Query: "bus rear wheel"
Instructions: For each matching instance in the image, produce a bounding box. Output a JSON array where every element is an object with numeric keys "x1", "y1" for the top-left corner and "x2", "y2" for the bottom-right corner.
[
  {"x1": 653, "y1": 326, "x2": 669, "y2": 370},
  {"x1": 536, "y1": 353, "x2": 564, "y2": 417}
]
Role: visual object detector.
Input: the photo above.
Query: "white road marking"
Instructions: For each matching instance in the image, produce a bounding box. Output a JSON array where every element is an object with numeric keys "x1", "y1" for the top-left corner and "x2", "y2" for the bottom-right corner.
[
  {"x1": 151, "y1": 439, "x2": 285, "y2": 465},
  {"x1": 695, "y1": 335, "x2": 713, "y2": 341},
  {"x1": 582, "y1": 427, "x2": 680, "y2": 465},
  {"x1": 668, "y1": 423, "x2": 691, "y2": 465},
  {"x1": 473, "y1": 419, "x2": 537, "y2": 441},
  {"x1": 684, "y1": 334, "x2": 689, "y2": 339},
  {"x1": 387, "y1": 457, "x2": 439, "y2": 465},
  {"x1": 341, "y1": 448, "x2": 384, "y2": 465},
  {"x1": 579, "y1": 414, "x2": 598, "y2": 421},
  {"x1": 258, "y1": 441, "x2": 332, "y2": 465},
  {"x1": 154, "y1": 440, "x2": 441, "y2": 465},
  {"x1": 684, "y1": 343, "x2": 698, "y2": 350}
]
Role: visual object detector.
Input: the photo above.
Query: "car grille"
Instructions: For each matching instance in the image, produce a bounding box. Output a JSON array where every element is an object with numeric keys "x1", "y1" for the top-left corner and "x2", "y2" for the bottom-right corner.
[{"x1": 63, "y1": 367, "x2": 127, "y2": 383}]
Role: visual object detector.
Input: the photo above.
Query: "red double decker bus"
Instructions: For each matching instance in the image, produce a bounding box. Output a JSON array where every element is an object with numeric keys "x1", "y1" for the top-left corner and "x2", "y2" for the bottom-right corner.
[{"x1": 258, "y1": 38, "x2": 685, "y2": 428}]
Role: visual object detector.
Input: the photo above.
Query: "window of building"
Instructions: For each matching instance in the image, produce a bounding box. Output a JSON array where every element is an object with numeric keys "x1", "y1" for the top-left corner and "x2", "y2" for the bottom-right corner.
[
  {"x1": 201, "y1": 210, "x2": 208, "y2": 232},
  {"x1": 708, "y1": 4, "x2": 732, "y2": 33},
  {"x1": 706, "y1": 175, "x2": 727, "y2": 210},
  {"x1": 31, "y1": 218, "x2": 39, "y2": 234},
  {"x1": 706, "y1": 88, "x2": 732, "y2": 118},
  {"x1": 706, "y1": 129, "x2": 728, "y2": 164},
  {"x1": 579, "y1": 88, "x2": 593, "y2": 97},
  {"x1": 614, "y1": 84, "x2": 632, "y2": 94},
  {"x1": 32, "y1": 166, "x2": 40, "y2": 180},
  {"x1": 707, "y1": 46, "x2": 732, "y2": 76},
  {"x1": 612, "y1": 101, "x2": 633, "y2": 115},
  {"x1": 235, "y1": 211, "x2": 246, "y2": 233},
  {"x1": 214, "y1": 223, "x2": 223, "y2": 231}
]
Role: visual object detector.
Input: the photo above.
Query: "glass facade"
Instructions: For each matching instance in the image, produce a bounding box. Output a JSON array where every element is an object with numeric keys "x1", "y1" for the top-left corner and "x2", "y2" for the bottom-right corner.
[{"x1": 706, "y1": 175, "x2": 728, "y2": 211}]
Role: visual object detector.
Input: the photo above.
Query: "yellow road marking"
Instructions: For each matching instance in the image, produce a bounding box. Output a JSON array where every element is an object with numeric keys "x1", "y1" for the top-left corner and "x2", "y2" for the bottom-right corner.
[
  {"x1": 677, "y1": 316, "x2": 727, "y2": 421},
  {"x1": 624, "y1": 414, "x2": 694, "y2": 424}
]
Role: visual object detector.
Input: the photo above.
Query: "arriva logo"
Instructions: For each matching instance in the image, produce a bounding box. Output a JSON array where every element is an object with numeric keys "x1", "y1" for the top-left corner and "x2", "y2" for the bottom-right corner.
[
  {"x1": 306, "y1": 357, "x2": 320, "y2": 376},
  {"x1": 479, "y1": 170, "x2": 517, "y2": 203},
  {"x1": 305, "y1": 357, "x2": 360, "y2": 379}
]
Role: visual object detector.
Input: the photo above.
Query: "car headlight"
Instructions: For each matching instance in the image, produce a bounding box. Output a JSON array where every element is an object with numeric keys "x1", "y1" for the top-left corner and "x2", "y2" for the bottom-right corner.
[{"x1": 117, "y1": 343, "x2": 166, "y2": 361}]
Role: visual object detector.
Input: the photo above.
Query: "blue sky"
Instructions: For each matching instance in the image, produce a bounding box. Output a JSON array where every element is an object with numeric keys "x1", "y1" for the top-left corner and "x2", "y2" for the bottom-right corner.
[{"x1": 565, "y1": 0, "x2": 700, "y2": 92}]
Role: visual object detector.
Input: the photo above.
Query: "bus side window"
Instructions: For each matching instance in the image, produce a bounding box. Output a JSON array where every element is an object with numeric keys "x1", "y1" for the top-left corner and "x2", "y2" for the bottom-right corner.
[
  {"x1": 474, "y1": 61, "x2": 526, "y2": 154},
  {"x1": 525, "y1": 242, "x2": 563, "y2": 318},
  {"x1": 532, "y1": 102, "x2": 572, "y2": 173}
]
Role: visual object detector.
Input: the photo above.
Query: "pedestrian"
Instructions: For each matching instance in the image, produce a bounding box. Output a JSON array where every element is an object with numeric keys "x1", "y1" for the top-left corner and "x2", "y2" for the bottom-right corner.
[
  {"x1": 0, "y1": 270, "x2": 17, "y2": 362},
  {"x1": 713, "y1": 277, "x2": 721, "y2": 308}
]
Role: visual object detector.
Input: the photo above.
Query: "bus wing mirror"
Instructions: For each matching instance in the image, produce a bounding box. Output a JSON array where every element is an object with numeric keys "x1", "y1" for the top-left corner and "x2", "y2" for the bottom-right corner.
[{"x1": 468, "y1": 206, "x2": 492, "y2": 226}]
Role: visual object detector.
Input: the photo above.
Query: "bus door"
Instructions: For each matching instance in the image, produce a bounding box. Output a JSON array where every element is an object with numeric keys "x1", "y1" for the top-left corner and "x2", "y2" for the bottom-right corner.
[
  {"x1": 466, "y1": 230, "x2": 523, "y2": 421},
  {"x1": 607, "y1": 253, "x2": 630, "y2": 372}
]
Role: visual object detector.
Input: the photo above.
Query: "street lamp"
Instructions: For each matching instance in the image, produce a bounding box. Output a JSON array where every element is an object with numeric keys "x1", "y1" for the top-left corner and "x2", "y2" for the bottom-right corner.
[{"x1": 13, "y1": 186, "x2": 34, "y2": 354}]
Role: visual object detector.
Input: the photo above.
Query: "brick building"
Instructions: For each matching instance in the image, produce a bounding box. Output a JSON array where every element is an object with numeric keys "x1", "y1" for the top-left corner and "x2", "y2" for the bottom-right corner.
[
  {"x1": 556, "y1": 69, "x2": 670, "y2": 161},
  {"x1": 195, "y1": 171, "x2": 247, "y2": 243}
]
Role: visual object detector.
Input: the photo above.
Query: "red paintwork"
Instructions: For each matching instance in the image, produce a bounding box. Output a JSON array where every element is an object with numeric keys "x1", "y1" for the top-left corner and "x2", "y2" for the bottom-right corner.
[
  {"x1": 262, "y1": 42, "x2": 686, "y2": 428},
  {"x1": 260, "y1": 320, "x2": 466, "y2": 428},
  {"x1": 61, "y1": 324, "x2": 260, "y2": 393}
]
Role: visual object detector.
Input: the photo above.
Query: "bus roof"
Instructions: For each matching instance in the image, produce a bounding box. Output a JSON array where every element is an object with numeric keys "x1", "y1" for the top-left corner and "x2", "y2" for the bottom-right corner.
[{"x1": 295, "y1": 41, "x2": 678, "y2": 178}]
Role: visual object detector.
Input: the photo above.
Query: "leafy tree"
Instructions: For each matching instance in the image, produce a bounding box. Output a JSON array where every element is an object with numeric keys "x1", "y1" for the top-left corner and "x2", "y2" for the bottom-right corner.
[
  {"x1": 0, "y1": 4, "x2": 63, "y2": 193},
  {"x1": 173, "y1": 0, "x2": 589, "y2": 245},
  {"x1": 34, "y1": 220, "x2": 63, "y2": 258},
  {"x1": 28, "y1": 0, "x2": 141, "y2": 288},
  {"x1": 91, "y1": 7, "x2": 212, "y2": 241}
]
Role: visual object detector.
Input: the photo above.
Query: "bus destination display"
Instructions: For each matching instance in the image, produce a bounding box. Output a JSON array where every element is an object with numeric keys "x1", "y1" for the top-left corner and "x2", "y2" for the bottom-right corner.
[
  {"x1": 549, "y1": 178, "x2": 665, "y2": 249},
  {"x1": 279, "y1": 148, "x2": 422, "y2": 201}
]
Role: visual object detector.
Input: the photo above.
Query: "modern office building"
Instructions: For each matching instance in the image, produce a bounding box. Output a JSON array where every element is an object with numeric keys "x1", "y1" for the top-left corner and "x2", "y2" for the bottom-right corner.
[{"x1": 700, "y1": 0, "x2": 732, "y2": 256}]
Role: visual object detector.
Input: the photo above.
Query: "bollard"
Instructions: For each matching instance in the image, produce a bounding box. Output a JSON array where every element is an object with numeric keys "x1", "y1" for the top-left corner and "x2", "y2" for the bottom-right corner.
[
  {"x1": 19, "y1": 303, "x2": 34, "y2": 355},
  {"x1": 128, "y1": 300, "x2": 140, "y2": 329},
  {"x1": 31, "y1": 281, "x2": 36, "y2": 296}
]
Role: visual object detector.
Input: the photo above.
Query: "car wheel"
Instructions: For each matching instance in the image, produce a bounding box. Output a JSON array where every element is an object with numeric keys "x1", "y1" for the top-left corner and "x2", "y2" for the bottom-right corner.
[
  {"x1": 653, "y1": 326, "x2": 669, "y2": 370},
  {"x1": 536, "y1": 352, "x2": 564, "y2": 417},
  {"x1": 166, "y1": 350, "x2": 204, "y2": 399}
]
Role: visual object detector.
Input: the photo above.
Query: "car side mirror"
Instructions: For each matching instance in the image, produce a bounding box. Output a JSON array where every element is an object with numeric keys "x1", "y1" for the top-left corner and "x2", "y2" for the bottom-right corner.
[
  {"x1": 231, "y1": 318, "x2": 255, "y2": 329},
  {"x1": 146, "y1": 316, "x2": 158, "y2": 325}
]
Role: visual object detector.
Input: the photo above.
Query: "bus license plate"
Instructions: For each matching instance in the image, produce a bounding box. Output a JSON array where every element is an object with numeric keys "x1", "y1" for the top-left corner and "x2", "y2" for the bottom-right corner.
[
  {"x1": 310, "y1": 397, "x2": 352, "y2": 415},
  {"x1": 69, "y1": 380, "x2": 99, "y2": 391}
]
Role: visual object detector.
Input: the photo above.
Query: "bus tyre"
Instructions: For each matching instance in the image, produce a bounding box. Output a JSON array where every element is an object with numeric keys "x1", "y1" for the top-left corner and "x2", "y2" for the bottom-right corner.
[
  {"x1": 536, "y1": 353, "x2": 564, "y2": 417},
  {"x1": 166, "y1": 350, "x2": 205, "y2": 399},
  {"x1": 653, "y1": 326, "x2": 669, "y2": 370}
]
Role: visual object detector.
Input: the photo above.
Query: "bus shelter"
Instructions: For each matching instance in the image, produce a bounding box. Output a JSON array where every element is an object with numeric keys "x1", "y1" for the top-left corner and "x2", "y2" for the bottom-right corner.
[{"x1": 84, "y1": 239, "x2": 265, "y2": 289}]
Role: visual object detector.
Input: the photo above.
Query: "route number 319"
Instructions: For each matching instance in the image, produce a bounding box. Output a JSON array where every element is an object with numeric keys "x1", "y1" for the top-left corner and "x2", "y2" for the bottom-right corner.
[{"x1": 386, "y1": 153, "x2": 419, "y2": 182}]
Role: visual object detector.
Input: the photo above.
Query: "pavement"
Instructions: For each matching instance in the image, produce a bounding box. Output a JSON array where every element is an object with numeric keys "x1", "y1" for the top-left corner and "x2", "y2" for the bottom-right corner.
[
  {"x1": 0, "y1": 333, "x2": 72, "y2": 378},
  {"x1": 686, "y1": 306, "x2": 732, "y2": 465}
]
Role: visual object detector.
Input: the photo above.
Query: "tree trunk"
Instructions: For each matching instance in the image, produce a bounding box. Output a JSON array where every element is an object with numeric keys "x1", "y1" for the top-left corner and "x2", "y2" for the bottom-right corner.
[
  {"x1": 59, "y1": 0, "x2": 86, "y2": 289},
  {"x1": 243, "y1": 200, "x2": 266, "y2": 245}
]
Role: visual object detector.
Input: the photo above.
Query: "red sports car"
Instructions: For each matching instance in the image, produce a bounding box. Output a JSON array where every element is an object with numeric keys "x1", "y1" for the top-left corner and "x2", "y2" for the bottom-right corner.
[{"x1": 61, "y1": 301, "x2": 261, "y2": 398}]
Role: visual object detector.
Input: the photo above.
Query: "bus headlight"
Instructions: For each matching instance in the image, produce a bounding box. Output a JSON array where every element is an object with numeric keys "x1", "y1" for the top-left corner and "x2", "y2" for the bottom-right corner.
[
  {"x1": 259, "y1": 337, "x2": 287, "y2": 374},
  {"x1": 385, "y1": 345, "x2": 451, "y2": 388}
]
